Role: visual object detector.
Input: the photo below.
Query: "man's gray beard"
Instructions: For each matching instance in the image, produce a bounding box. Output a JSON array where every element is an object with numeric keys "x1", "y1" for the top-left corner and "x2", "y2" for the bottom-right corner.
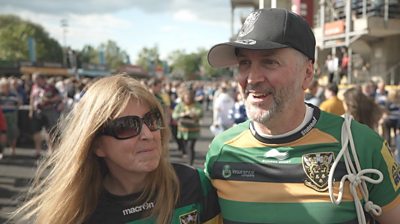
[{"x1": 245, "y1": 100, "x2": 276, "y2": 124}]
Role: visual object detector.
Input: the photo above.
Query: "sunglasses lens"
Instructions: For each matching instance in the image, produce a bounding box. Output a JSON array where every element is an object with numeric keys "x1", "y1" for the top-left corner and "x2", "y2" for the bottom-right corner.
[
  {"x1": 100, "y1": 110, "x2": 162, "y2": 140},
  {"x1": 108, "y1": 117, "x2": 141, "y2": 139},
  {"x1": 144, "y1": 111, "x2": 162, "y2": 131}
]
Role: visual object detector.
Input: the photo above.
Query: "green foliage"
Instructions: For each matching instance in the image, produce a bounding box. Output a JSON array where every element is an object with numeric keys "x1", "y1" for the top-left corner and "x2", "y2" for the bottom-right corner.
[
  {"x1": 78, "y1": 40, "x2": 129, "y2": 70},
  {"x1": 0, "y1": 14, "x2": 63, "y2": 63},
  {"x1": 100, "y1": 40, "x2": 129, "y2": 70},
  {"x1": 167, "y1": 48, "x2": 230, "y2": 80},
  {"x1": 135, "y1": 45, "x2": 161, "y2": 74}
]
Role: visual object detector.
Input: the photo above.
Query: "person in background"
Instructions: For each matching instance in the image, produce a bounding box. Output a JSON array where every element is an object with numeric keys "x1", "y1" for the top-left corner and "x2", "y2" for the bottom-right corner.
[
  {"x1": 172, "y1": 89, "x2": 203, "y2": 165},
  {"x1": 0, "y1": 78, "x2": 21, "y2": 156},
  {"x1": 304, "y1": 79, "x2": 323, "y2": 106},
  {"x1": 228, "y1": 89, "x2": 247, "y2": 125},
  {"x1": 29, "y1": 73, "x2": 63, "y2": 157},
  {"x1": 205, "y1": 8, "x2": 399, "y2": 224},
  {"x1": 381, "y1": 90, "x2": 400, "y2": 147},
  {"x1": 0, "y1": 107, "x2": 7, "y2": 160},
  {"x1": 342, "y1": 87, "x2": 383, "y2": 132},
  {"x1": 325, "y1": 54, "x2": 339, "y2": 84},
  {"x1": 339, "y1": 50, "x2": 349, "y2": 83},
  {"x1": 148, "y1": 77, "x2": 172, "y2": 135},
  {"x1": 319, "y1": 83, "x2": 345, "y2": 116},
  {"x1": 211, "y1": 84, "x2": 235, "y2": 135},
  {"x1": 375, "y1": 80, "x2": 388, "y2": 106},
  {"x1": 9, "y1": 74, "x2": 220, "y2": 224},
  {"x1": 362, "y1": 80, "x2": 377, "y2": 100}
]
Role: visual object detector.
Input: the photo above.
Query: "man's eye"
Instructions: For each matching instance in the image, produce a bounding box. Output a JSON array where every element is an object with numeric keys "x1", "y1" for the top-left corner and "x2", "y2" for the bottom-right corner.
[
  {"x1": 262, "y1": 59, "x2": 279, "y2": 68},
  {"x1": 238, "y1": 60, "x2": 250, "y2": 66}
]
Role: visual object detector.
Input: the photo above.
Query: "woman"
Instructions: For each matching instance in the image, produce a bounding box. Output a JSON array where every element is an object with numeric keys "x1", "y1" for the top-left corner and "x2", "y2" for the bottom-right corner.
[
  {"x1": 172, "y1": 89, "x2": 203, "y2": 165},
  {"x1": 342, "y1": 87, "x2": 383, "y2": 131},
  {"x1": 10, "y1": 74, "x2": 220, "y2": 224}
]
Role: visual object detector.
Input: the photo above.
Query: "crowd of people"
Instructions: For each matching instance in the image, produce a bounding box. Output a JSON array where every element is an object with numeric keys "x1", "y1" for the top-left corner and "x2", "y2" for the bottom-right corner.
[
  {"x1": 2, "y1": 69, "x2": 397, "y2": 163},
  {"x1": 1, "y1": 7, "x2": 399, "y2": 224}
]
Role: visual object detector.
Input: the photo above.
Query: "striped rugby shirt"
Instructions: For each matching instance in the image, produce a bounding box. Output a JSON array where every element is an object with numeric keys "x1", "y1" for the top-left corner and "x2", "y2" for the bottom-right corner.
[{"x1": 205, "y1": 105, "x2": 400, "y2": 224}]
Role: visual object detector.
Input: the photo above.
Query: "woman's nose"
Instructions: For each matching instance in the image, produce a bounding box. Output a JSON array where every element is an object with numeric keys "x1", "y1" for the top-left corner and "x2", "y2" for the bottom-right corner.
[{"x1": 139, "y1": 123, "x2": 154, "y2": 139}]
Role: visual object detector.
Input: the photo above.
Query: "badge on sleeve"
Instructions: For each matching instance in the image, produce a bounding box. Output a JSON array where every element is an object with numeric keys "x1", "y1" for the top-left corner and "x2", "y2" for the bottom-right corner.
[
  {"x1": 179, "y1": 210, "x2": 199, "y2": 224},
  {"x1": 381, "y1": 142, "x2": 400, "y2": 191}
]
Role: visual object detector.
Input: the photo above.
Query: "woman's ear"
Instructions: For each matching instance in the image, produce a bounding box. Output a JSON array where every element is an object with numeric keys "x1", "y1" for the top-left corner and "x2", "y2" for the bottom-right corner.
[{"x1": 93, "y1": 139, "x2": 105, "y2": 157}]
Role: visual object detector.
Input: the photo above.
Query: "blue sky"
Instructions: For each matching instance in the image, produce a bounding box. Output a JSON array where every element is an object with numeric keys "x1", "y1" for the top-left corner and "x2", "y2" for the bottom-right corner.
[{"x1": 0, "y1": 0, "x2": 254, "y2": 62}]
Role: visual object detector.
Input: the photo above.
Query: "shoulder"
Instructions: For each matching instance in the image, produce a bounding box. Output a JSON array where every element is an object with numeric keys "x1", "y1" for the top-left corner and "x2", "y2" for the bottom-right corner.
[
  {"x1": 172, "y1": 163, "x2": 198, "y2": 181},
  {"x1": 172, "y1": 163, "x2": 204, "y2": 191},
  {"x1": 211, "y1": 120, "x2": 250, "y2": 146}
]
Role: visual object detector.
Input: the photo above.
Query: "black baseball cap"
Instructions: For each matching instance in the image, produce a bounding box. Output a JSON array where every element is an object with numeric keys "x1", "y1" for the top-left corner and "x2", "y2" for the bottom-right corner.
[{"x1": 208, "y1": 8, "x2": 316, "y2": 68}]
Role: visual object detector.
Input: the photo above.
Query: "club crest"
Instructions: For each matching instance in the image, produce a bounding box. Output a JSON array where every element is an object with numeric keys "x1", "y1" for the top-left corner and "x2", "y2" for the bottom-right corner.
[
  {"x1": 302, "y1": 152, "x2": 335, "y2": 192},
  {"x1": 238, "y1": 10, "x2": 261, "y2": 38},
  {"x1": 179, "y1": 210, "x2": 199, "y2": 224}
]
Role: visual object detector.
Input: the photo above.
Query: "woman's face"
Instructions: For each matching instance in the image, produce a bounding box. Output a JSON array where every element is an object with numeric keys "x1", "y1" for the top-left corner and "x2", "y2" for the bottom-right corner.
[{"x1": 95, "y1": 99, "x2": 162, "y2": 176}]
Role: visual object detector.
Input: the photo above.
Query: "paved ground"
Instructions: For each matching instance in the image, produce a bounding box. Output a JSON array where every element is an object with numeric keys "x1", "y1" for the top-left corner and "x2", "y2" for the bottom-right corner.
[{"x1": 0, "y1": 109, "x2": 214, "y2": 222}]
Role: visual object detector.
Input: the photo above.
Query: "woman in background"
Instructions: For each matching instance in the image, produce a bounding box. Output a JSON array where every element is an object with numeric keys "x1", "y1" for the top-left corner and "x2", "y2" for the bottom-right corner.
[
  {"x1": 343, "y1": 87, "x2": 383, "y2": 131},
  {"x1": 172, "y1": 89, "x2": 203, "y2": 165}
]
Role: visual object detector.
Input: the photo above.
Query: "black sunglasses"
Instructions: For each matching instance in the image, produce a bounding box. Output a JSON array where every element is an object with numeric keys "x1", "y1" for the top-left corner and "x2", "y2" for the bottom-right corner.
[{"x1": 99, "y1": 109, "x2": 163, "y2": 140}]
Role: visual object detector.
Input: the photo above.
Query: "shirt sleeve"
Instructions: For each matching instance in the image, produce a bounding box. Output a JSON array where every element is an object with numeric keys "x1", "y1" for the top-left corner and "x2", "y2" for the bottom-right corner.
[{"x1": 197, "y1": 169, "x2": 221, "y2": 223}]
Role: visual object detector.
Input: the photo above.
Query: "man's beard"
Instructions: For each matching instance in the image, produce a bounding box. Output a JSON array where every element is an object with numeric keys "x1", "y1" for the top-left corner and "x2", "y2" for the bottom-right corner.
[{"x1": 244, "y1": 88, "x2": 285, "y2": 125}]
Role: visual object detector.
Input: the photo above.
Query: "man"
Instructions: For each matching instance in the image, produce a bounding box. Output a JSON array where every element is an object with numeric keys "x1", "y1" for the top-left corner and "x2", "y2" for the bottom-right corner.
[
  {"x1": 29, "y1": 73, "x2": 62, "y2": 158},
  {"x1": 212, "y1": 84, "x2": 235, "y2": 133},
  {"x1": 205, "y1": 8, "x2": 400, "y2": 224},
  {"x1": 319, "y1": 83, "x2": 345, "y2": 116},
  {"x1": 326, "y1": 54, "x2": 339, "y2": 84}
]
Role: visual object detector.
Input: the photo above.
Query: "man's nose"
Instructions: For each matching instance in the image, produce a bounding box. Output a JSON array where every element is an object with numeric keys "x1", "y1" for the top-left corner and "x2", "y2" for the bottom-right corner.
[{"x1": 247, "y1": 64, "x2": 265, "y2": 84}]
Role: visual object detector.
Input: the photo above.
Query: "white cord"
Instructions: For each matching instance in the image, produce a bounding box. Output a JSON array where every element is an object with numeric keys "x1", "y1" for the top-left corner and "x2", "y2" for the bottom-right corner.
[{"x1": 328, "y1": 114, "x2": 384, "y2": 224}]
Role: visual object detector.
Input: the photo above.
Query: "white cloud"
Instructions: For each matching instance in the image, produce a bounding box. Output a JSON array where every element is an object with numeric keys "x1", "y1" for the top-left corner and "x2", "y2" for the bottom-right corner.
[
  {"x1": 161, "y1": 25, "x2": 179, "y2": 33},
  {"x1": 172, "y1": 9, "x2": 197, "y2": 22}
]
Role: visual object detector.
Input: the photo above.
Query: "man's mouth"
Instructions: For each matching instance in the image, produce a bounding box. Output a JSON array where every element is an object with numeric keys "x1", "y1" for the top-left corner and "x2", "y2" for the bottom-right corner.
[{"x1": 251, "y1": 93, "x2": 269, "y2": 98}]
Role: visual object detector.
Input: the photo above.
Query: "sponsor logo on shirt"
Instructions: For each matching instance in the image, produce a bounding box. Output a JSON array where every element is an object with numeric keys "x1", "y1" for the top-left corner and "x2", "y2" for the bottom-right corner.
[
  {"x1": 179, "y1": 210, "x2": 199, "y2": 224},
  {"x1": 222, "y1": 164, "x2": 255, "y2": 179},
  {"x1": 302, "y1": 152, "x2": 334, "y2": 192},
  {"x1": 301, "y1": 116, "x2": 317, "y2": 136},
  {"x1": 264, "y1": 148, "x2": 289, "y2": 160},
  {"x1": 122, "y1": 201, "x2": 155, "y2": 216},
  {"x1": 222, "y1": 164, "x2": 232, "y2": 179}
]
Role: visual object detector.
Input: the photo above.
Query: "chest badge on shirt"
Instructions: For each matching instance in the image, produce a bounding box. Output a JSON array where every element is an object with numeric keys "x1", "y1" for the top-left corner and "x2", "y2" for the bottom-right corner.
[
  {"x1": 302, "y1": 152, "x2": 335, "y2": 192},
  {"x1": 179, "y1": 210, "x2": 199, "y2": 224}
]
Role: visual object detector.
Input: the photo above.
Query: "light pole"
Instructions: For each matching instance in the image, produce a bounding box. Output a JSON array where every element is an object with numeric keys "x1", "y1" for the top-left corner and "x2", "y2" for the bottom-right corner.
[{"x1": 60, "y1": 19, "x2": 68, "y2": 66}]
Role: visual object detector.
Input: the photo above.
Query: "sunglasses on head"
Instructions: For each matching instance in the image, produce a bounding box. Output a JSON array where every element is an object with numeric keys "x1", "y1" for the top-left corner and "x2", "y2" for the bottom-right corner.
[{"x1": 99, "y1": 109, "x2": 163, "y2": 140}]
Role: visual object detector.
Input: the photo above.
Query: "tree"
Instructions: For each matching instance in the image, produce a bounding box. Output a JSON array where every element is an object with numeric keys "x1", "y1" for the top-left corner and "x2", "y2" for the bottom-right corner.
[
  {"x1": 135, "y1": 45, "x2": 161, "y2": 75},
  {"x1": 198, "y1": 48, "x2": 231, "y2": 79},
  {"x1": 100, "y1": 40, "x2": 129, "y2": 70},
  {"x1": 79, "y1": 45, "x2": 98, "y2": 66},
  {"x1": 168, "y1": 50, "x2": 202, "y2": 80},
  {"x1": 0, "y1": 15, "x2": 63, "y2": 63},
  {"x1": 78, "y1": 40, "x2": 129, "y2": 70}
]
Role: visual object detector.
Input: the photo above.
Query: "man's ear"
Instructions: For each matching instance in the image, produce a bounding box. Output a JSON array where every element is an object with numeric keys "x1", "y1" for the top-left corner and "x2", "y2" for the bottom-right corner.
[{"x1": 302, "y1": 61, "x2": 314, "y2": 90}]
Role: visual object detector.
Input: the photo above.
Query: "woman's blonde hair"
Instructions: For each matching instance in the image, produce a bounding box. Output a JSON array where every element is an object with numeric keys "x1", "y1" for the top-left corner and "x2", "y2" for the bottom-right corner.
[{"x1": 10, "y1": 74, "x2": 179, "y2": 224}]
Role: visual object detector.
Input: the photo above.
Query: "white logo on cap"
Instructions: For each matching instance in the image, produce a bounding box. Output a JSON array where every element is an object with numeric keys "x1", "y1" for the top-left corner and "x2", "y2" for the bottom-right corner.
[
  {"x1": 238, "y1": 10, "x2": 261, "y2": 38},
  {"x1": 234, "y1": 39, "x2": 256, "y2": 45}
]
